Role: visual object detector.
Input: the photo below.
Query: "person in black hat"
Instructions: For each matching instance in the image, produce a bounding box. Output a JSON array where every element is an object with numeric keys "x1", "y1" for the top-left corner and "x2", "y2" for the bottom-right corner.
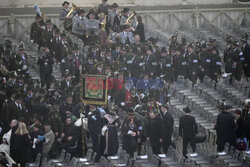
[
  {"x1": 72, "y1": 9, "x2": 87, "y2": 42},
  {"x1": 173, "y1": 46, "x2": 188, "y2": 80},
  {"x1": 109, "y1": 3, "x2": 120, "y2": 31},
  {"x1": 37, "y1": 47, "x2": 54, "y2": 90},
  {"x1": 120, "y1": 7, "x2": 137, "y2": 29},
  {"x1": 240, "y1": 34, "x2": 250, "y2": 78},
  {"x1": 199, "y1": 43, "x2": 212, "y2": 81},
  {"x1": 41, "y1": 19, "x2": 54, "y2": 48},
  {"x1": 60, "y1": 1, "x2": 70, "y2": 20},
  {"x1": 86, "y1": 11, "x2": 99, "y2": 45},
  {"x1": 224, "y1": 35, "x2": 233, "y2": 73},
  {"x1": 98, "y1": 0, "x2": 109, "y2": 15},
  {"x1": 215, "y1": 104, "x2": 236, "y2": 152},
  {"x1": 187, "y1": 43, "x2": 199, "y2": 83},
  {"x1": 230, "y1": 41, "x2": 243, "y2": 81},
  {"x1": 159, "y1": 47, "x2": 173, "y2": 83},
  {"x1": 61, "y1": 50, "x2": 75, "y2": 78},
  {"x1": 179, "y1": 107, "x2": 198, "y2": 158},
  {"x1": 30, "y1": 14, "x2": 42, "y2": 44},
  {"x1": 210, "y1": 46, "x2": 222, "y2": 82}
]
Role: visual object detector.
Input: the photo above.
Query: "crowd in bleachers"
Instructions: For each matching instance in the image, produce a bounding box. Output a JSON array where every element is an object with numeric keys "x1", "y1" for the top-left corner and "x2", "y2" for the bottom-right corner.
[{"x1": 0, "y1": 0, "x2": 250, "y2": 166}]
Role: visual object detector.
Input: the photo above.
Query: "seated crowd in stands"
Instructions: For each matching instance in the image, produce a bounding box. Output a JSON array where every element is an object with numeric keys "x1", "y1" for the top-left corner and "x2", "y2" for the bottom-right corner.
[{"x1": 0, "y1": 0, "x2": 250, "y2": 166}]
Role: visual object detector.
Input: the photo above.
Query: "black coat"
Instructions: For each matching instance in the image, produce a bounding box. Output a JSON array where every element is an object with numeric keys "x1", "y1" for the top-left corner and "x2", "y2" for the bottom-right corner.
[
  {"x1": 10, "y1": 133, "x2": 30, "y2": 167},
  {"x1": 146, "y1": 115, "x2": 163, "y2": 145},
  {"x1": 135, "y1": 22, "x2": 145, "y2": 43},
  {"x1": 216, "y1": 111, "x2": 236, "y2": 143},
  {"x1": 121, "y1": 121, "x2": 139, "y2": 155},
  {"x1": 7, "y1": 103, "x2": 26, "y2": 123},
  {"x1": 242, "y1": 43, "x2": 250, "y2": 77},
  {"x1": 179, "y1": 114, "x2": 198, "y2": 138},
  {"x1": 236, "y1": 116, "x2": 247, "y2": 139},
  {"x1": 162, "y1": 111, "x2": 174, "y2": 138}
]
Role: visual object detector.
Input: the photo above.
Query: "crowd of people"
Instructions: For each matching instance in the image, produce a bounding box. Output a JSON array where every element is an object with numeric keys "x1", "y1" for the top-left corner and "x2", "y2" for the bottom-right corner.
[{"x1": 0, "y1": 0, "x2": 250, "y2": 166}]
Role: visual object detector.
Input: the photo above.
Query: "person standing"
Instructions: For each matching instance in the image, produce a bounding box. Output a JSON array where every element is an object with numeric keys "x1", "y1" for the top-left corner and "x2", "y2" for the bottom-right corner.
[
  {"x1": 37, "y1": 47, "x2": 54, "y2": 90},
  {"x1": 179, "y1": 107, "x2": 198, "y2": 158},
  {"x1": 60, "y1": 1, "x2": 70, "y2": 21},
  {"x1": 215, "y1": 105, "x2": 236, "y2": 152},
  {"x1": 161, "y1": 105, "x2": 174, "y2": 153},
  {"x1": 121, "y1": 114, "x2": 140, "y2": 158},
  {"x1": 10, "y1": 123, "x2": 30, "y2": 167},
  {"x1": 146, "y1": 111, "x2": 163, "y2": 154}
]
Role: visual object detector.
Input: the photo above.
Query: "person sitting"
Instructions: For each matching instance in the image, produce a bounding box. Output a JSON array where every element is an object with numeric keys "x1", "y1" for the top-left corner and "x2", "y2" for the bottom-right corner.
[
  {"x1": 43, "y1": 122, "x2": 55, "y2": 158},
  {"x1": 60, "y1": 117, "x2": 77, "y2": 152},
  {"x1": 30, "y1": 124, "x2": 45, "y2": 162}
]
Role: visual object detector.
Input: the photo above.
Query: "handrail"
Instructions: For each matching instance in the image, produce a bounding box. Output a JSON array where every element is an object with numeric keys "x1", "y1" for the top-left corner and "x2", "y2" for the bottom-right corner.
[
  {"x1": 0, "y1": 148, "x2": 20, "y2": 167},
  {"x1": 0, "y1": 6, "x2": 249, "y2": 19}
]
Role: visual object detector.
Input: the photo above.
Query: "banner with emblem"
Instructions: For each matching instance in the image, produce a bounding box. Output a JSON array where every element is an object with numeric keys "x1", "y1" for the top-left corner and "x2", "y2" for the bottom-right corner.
[{"x1": 81, "y1": 74, "x2": 108, "y2": 105}]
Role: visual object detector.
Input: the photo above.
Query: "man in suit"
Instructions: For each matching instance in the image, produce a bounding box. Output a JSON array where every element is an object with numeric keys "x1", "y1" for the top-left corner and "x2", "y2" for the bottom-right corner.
[
  {"x1": 119, "y1": 25, "x2": 134, "y2": 45},
  {"x1": 161, "y1": 105, "x2": 174, "y2": 153},
  {"x1": 146, "y1": 110, "x2": 163, "y2": 154},
  {"x1": 179, "y1": 107, "x2": 198, "y2": 158},
  {"x1": 60, "y1": 1, "x2": 70, "y2": 20},
  {"x1": 37, "y1": 47, "x2": 54, "y2": 90},
  {"x1": 215, "y1": 105, "x2": 236, "y2": 152},
  {"x1": 30, "y1": 14, "x2": 42, "y2": 44},
  {"x1": 108, "y1": 3, "x2": 120, "y2": 31},
  {"x1": 7, "y1": 94, "x2": 26, "y2": 123},
  {"x1": 187, "y1": 44, "x2": 199, "y2": 83},
  {"x1": 240, "y1": 36, "x2": 250, "y2": 78}
]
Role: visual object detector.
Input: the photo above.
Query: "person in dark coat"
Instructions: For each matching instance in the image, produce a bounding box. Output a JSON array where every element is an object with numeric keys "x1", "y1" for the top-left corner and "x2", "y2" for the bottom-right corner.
[
  {"x1": 7, "y1": 94, "x2": 26, "y2": 124},
  {"x1": 121, "y1": 113, "x2": 140, "y2": 158},
  {"x1": 98, "y1": 0, "x2": 109, "y2": 15},
  {"x1": 179, "y1": 107, "x2": 198, "y2": 158},
  {"x1": 101, "y1": 106, "x2": 120, "y2": 156},
  {"x1": 234, "y1": 109, "x2": 248, "y2": 150},
  {"x1": 240, "y1": 36, "x2": 250, "y2": 78},
  {"x1": 30, "y1": 15, "x2": 42, "y2": 44},
  {"x1": 146, "y1": 111, "x2": 163, "y2": 154},
  {"x1": 135, "y1": 15, "x2": 145, "y2": 43},
  {"x1": 10, "y1": 123, "x2": 30, "y2": 167},
  {"x1": 210, "y1": 47, "x2": 222, "y2": 82},
  {"x1": 60, "y1": 117, "x2": 78, "y2": 151},
  {"x1": 187, "y1": 44, "x2": 199, "y2": 83},
  {"x1": 174, "y1": 46, "x2": 188, "y2": 79},
  {"x1": 30, "y1": 124, "x2": 45, "y2": 162},
  {"x1": 37, "y1": 47, "x2": 54, "y2": 90},
  {"x1": 88, "y1": 106, "x2": 103, "y2": 162},
  {"x1": 199, "y1": 44, "x2": 211, "y2": 81},
  {"x1": 215, "y1": 105, "x2": 236, "y2": 152},
  {"x1": 161, "y1": 105, "x2": 174, "y2": 153}
]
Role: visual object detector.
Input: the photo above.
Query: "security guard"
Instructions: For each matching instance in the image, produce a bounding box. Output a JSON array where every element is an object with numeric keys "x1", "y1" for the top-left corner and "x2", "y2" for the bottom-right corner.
[
  {"x1": 187, "y1": 44, "x2": 199, "y2": 83},
  {"x1": 210, "y1": 46, "x2": 222, "y2": 82},
  {"x1": 159, "y1": 47, "x2": 173, "y2": 83}
]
